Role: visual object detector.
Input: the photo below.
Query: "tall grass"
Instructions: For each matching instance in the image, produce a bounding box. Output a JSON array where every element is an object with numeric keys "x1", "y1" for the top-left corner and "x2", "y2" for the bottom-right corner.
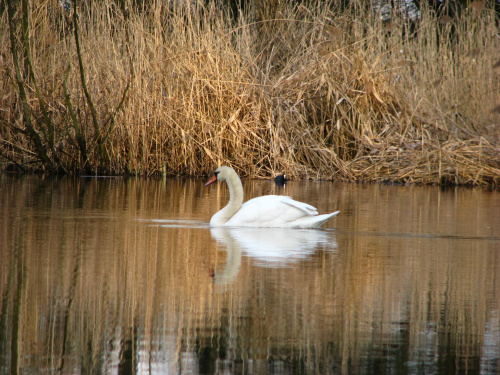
[{"x1": 0, "y1": 0, "x2": 499, "y2": 183}]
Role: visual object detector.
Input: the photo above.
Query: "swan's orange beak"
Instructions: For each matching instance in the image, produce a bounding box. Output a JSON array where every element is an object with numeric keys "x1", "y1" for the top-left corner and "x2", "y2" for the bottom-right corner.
[{"x1": 205, "y1": 174, "x2": 217, "y2": 186}]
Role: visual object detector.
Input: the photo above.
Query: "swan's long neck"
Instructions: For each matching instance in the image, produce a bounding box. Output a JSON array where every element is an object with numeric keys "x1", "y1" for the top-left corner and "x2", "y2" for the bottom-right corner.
[
  {"x1": 222, "y1": 172, "x2": 244, "y2": 218},
  {"x1": 211, "y1": 170, "x2": 244, "y2": 226}
]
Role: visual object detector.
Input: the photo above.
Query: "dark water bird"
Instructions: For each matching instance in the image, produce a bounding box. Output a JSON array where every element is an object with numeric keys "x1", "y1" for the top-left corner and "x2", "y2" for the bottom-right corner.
[{"x1": 274, "y1": 174, "x2": 288, "y2": 186}]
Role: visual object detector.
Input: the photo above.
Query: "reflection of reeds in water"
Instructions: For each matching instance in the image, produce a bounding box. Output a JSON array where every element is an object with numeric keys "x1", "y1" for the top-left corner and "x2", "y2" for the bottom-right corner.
[{"x1": 0, "y1": 177, "x2": 499, "y2": 373}]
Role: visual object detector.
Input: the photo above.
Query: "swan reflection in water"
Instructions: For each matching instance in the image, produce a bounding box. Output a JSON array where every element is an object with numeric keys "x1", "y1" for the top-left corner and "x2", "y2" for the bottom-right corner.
[{"x1": 210, "y1": 227, "x2": 337, "y2": 285}]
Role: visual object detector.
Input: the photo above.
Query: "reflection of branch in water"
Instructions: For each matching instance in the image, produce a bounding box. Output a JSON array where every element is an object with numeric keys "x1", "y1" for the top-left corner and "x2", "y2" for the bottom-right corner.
[
  {"x1": 211, "y1": 227, "x2": 337, "y2": 285},
  {"x1": 58, "y1": 247, "x2": 82, "y2": 374},
  {"x1": 9, "y1": 242, "x2": 25, "y2": 375},
  {"x1": 0, "y1": 255, "x2": 13, "y2": 366}
]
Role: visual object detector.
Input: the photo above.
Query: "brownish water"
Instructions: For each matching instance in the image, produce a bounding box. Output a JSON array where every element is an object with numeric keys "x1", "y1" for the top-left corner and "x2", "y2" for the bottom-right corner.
[{"x1": 1, "y1": 175, "x2": 499, "y2": 374}]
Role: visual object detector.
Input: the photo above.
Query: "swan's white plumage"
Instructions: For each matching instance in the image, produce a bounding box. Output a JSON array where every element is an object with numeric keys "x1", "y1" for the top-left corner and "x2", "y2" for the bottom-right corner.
[{"x1": 205, "y1": 166, "x2": 339, "y2": 228}]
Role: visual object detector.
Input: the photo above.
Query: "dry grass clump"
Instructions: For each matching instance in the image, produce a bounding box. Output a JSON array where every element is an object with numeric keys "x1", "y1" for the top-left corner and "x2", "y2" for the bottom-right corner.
[{"x1": 0, "y1": 0, "x2": 499, "y2": 184}]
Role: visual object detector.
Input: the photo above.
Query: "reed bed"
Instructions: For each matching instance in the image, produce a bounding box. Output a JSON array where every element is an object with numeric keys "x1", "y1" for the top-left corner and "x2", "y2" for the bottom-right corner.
[{"x1": 0, "y1": 0, "x2": 499, "y2": 184}]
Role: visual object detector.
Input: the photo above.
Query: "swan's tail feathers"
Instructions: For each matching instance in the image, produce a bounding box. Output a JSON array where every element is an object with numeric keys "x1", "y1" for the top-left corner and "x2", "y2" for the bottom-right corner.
[
  {"x1": 292, "y1": 210, "x2": 340, "y2": 229},
  {"x1": 315, "y1": 210, "x2": 340, "y2": 227}
]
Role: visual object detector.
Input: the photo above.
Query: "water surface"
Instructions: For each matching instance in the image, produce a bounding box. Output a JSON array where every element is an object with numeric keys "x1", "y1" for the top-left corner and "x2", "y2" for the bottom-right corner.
[{"x1": 0, "y1": 175, "x2": 499, "y2": 374}]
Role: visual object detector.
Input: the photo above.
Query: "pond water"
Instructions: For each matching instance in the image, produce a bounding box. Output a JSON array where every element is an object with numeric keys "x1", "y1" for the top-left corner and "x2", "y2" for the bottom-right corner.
[{"x1": 0, "y1": 175, "x2": 499, "y2": 374}]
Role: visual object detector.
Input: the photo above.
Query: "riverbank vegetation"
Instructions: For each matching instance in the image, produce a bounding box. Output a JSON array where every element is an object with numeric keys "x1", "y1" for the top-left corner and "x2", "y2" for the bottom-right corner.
[{"x1": 1, "y1": 0, "x2": 499, "y2": 184}]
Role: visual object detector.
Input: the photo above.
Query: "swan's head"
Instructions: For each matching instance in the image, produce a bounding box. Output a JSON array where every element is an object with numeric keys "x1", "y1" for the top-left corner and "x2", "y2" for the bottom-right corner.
[{"x1": 205, "y1": 166, "x2": 234, "y2": 186}]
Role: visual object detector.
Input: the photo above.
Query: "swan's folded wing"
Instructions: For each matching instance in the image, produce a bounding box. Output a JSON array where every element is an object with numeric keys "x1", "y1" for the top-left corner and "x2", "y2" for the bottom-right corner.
[
  {"x1": 225, "y1": 195, "x2": 319, "y2": 227},
  {"x1": 280, "y1": 196, "x2": 318, "y2": 215}
]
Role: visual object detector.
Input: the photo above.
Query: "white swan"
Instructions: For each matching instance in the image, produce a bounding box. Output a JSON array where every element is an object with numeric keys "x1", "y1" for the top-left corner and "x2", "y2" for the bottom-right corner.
[{"x1": 205, "y1": 166, "x2": 340, "y2": 228}]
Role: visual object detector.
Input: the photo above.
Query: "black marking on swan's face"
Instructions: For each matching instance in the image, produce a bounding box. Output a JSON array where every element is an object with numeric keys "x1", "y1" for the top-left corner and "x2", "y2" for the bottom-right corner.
[{"x1": 205, "y1": 170, "x2": 221, "y2": 186}]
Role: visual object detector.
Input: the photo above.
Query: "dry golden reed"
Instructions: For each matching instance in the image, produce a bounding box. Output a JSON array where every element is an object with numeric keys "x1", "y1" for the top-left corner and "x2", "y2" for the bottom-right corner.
[{"x1": 0, "y1": 0, "x2": 499, "y2": 184}]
